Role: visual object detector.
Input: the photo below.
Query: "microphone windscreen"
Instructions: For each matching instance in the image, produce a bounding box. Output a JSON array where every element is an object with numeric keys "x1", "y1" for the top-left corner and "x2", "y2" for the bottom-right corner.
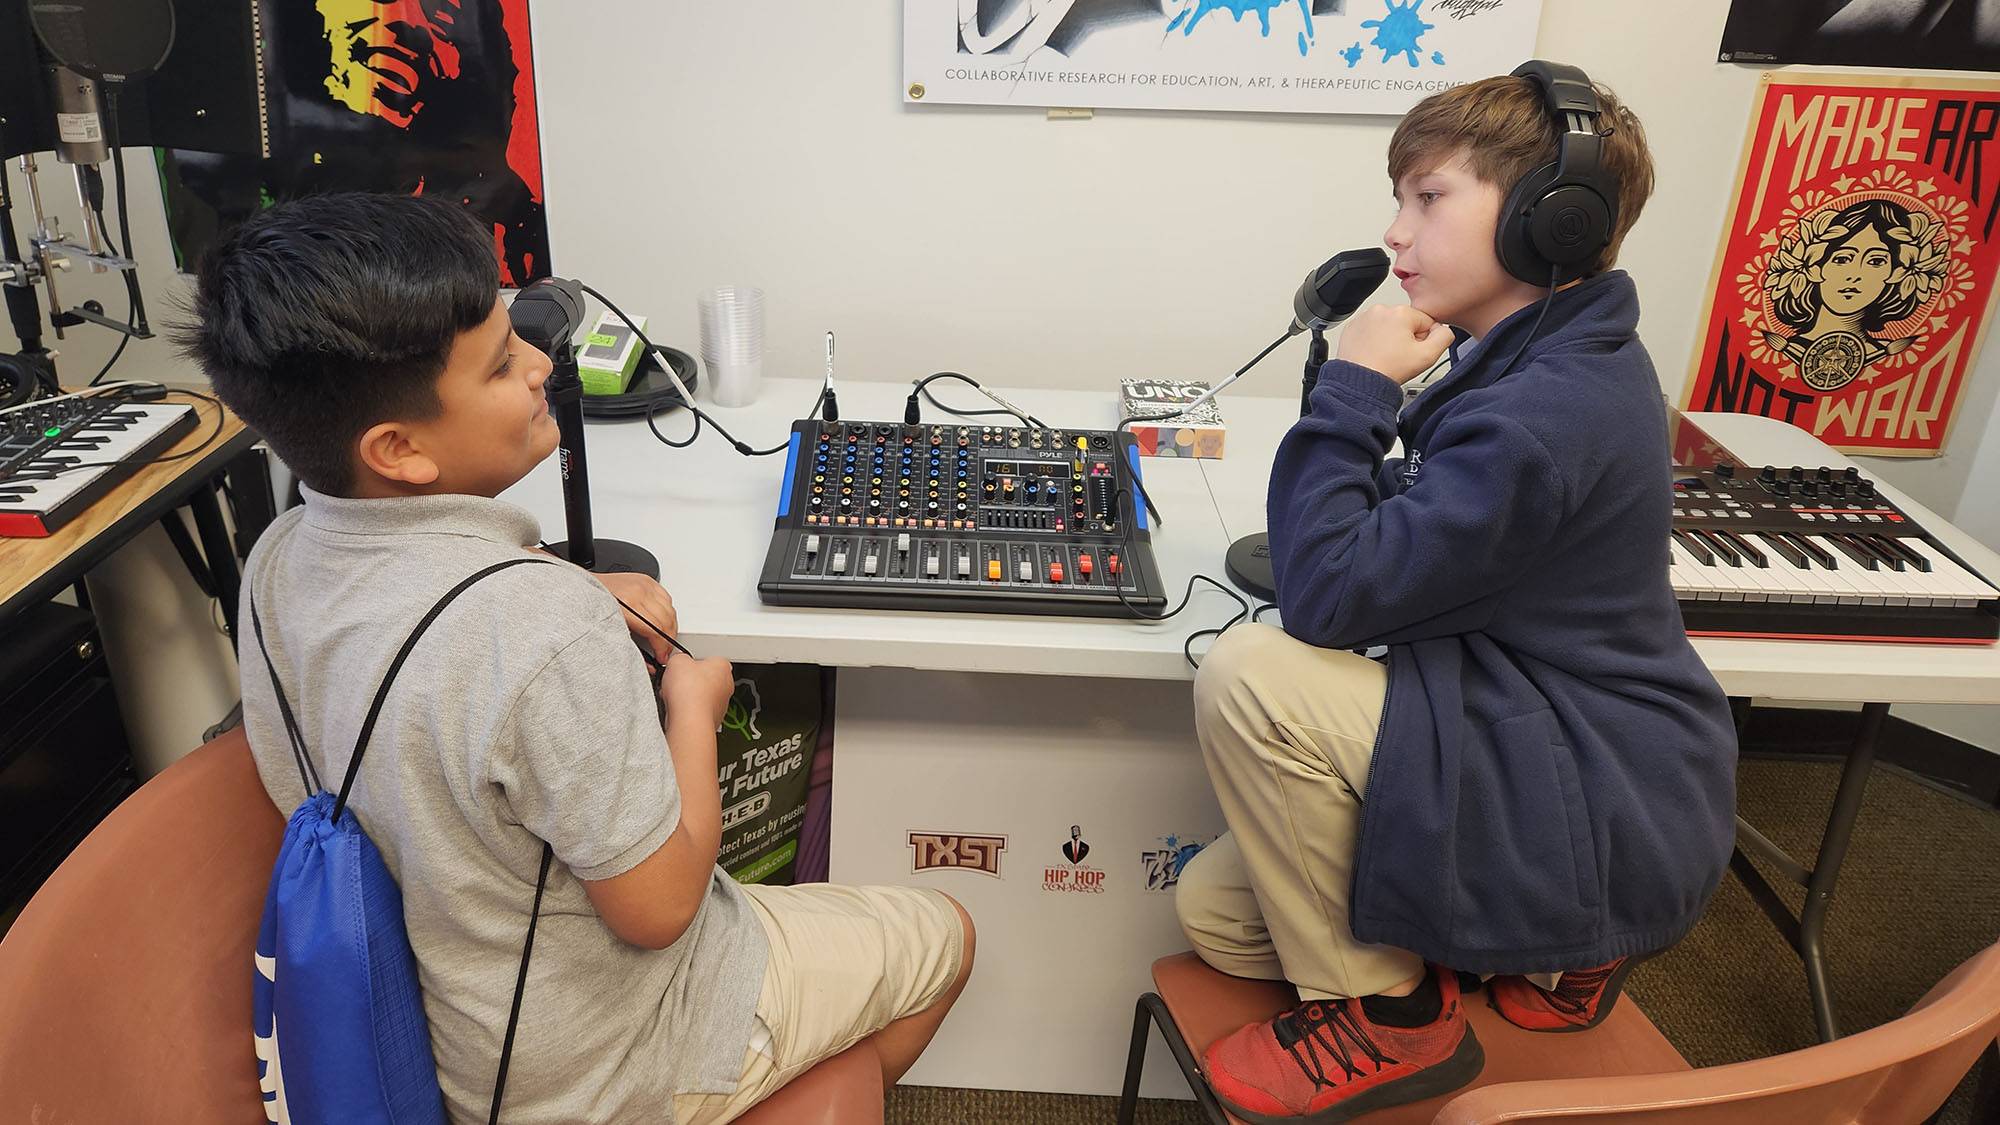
[
  {"x1": 509, "y1": 278, "x2": 584, "y2": 352},
  {"x1": 1293, "y1": 247, "x2": 1390, "y2": 333}
]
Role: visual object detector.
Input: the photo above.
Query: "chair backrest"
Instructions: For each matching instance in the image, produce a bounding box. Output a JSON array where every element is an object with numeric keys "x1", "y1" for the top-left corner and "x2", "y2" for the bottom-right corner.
[
  {"x1": 0, "y1": 729, "x2": 282, "y2": 1125},
  {"x1": 1434, "y1": 939, "x2": 2000, "y2": 1124}
]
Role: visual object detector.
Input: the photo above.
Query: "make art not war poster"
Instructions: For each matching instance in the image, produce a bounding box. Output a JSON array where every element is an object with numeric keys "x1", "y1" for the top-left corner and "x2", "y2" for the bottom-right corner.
[{"x1": 1682, "y1": 73, "x2": 2000, "y2": 457}]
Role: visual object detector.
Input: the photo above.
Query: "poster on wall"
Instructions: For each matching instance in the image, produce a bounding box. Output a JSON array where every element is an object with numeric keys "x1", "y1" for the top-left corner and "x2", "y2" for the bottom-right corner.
[
  {"x1": 904, "y1": 0, "x2": 1546, "y2": 117},
  {"x1": 1718, "y1": 1, "x2": 2000, "y2": 72},
  {"x1": 1681, "y1": 72, "x2": 2000, "y2": 458},
  {"x1": 158, "y1": 0, "x2": 550, "y2": 286},
  {"x1": 717, "y1": 665, "x2": 836, "y2": 886}
]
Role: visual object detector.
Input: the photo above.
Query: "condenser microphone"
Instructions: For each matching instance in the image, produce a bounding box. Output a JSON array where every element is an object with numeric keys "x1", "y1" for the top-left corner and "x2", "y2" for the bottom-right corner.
[{"x1": 1289, "y1": 247, "x2": 1391, "y2": 336}]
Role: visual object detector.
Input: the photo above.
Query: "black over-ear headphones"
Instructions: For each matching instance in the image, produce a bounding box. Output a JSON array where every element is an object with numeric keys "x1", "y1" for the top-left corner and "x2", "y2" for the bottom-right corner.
[
  {"x1": 1497, "y1": 60, "x2": 1620, "y2": 288},
  {"x1": 0, "y1": 352, "x2": 49, "y2": 410}
]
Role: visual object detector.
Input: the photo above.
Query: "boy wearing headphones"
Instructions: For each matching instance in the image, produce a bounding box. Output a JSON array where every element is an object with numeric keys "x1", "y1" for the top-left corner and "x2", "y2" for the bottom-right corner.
[{"x1": 1176, "y1": 64, "x2": 1737, "y2": 1120}]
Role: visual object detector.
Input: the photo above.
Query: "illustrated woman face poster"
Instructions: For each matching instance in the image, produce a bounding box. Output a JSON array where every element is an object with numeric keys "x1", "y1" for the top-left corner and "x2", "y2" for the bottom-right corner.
[{"x1": 1684, "y1": 73, "x2": 2000, "y2": 457}]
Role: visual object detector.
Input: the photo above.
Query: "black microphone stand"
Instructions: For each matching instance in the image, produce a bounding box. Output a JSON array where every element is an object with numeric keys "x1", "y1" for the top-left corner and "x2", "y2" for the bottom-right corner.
[
  {"x1": 544, "y1": 339, "x2": 660, "y2": 578},
  {"x1": 1222, "y1": 326, "x2": 1326, "y2": 602}
]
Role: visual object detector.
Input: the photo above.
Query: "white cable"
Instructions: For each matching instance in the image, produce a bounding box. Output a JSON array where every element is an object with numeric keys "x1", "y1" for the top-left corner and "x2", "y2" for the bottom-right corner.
[{"x1": 0, "y1": 379, "x2": 154, "y2": 417}]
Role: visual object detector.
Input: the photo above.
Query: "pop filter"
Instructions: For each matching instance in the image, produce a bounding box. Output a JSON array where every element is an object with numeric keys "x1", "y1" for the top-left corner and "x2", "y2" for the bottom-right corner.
[{"x1": 29, "y1": 0, "x2": 175, "y2": 81}]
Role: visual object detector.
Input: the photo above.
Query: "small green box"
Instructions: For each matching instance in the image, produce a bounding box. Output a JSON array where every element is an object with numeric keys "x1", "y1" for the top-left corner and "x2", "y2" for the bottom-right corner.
[{"x1": 577, "y1": 310, "x2": 646, "y2": 395}]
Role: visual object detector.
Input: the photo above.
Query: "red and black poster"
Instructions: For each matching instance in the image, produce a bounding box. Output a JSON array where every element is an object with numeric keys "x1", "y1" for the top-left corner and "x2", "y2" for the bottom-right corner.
[
  {"x1": 159, "y1": 0, "x2": 549, "y2": 286},
  {"x1": 1683, "y1": 73, "x2": 2000, "y2": 457}
]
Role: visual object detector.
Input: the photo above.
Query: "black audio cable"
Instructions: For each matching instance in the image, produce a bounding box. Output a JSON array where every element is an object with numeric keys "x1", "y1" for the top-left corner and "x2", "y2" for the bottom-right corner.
[
  {"x1": 903, "y1": 372, "x2": 1043, "y2": 429},
  {"x1": 1104, "y1": 486, "x2": 1251, "y2": 668},
  {"x1": 580, "y1": 283, "x2": 818, "y2": 457}
]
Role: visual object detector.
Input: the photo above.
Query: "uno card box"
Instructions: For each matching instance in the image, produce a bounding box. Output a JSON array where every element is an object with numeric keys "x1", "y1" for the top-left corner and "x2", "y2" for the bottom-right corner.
[
  {"x1": 578, "y1": 310, "x2": 646, "y2": 396},
  {"x1": 1118, "y1": 378, "x2": 1225, "y2": 459}
]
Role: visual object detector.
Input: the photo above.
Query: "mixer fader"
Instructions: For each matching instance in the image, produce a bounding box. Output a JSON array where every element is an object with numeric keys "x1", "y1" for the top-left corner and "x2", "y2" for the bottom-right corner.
[{"x1": 757, "y1": 420, "x2": 1167, "y2": 616}]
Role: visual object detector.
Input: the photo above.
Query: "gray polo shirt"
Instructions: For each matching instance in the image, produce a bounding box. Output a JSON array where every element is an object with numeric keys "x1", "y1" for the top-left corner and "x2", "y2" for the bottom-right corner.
[{"x1": 237, "y1": 487, "x2": 764, "y2": 1123}]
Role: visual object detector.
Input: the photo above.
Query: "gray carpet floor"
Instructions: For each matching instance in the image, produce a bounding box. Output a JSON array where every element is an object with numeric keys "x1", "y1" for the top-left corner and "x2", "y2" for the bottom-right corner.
[{"x1": 886, "y1": 756, "x2": 2000, "y2": 1123}]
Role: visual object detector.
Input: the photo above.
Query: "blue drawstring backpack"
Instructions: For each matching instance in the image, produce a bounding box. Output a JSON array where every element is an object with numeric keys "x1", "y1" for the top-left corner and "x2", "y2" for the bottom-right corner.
[{"x1": 249, "y1": 558, "x2": 556, "y2": 1125}]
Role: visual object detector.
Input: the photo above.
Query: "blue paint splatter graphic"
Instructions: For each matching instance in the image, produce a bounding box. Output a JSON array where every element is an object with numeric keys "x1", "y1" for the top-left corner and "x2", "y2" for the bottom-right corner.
[
  {"x1": 1168, "y1": 0, "x2": 1321, "y2": 54},
  {"x1": 1361, "y1": 0, "x2": 1436, "y2": 67},
  {"x1": 1431, "y1": 50, "x2": 1445, "y2": 64},
  {"x1": 1340, "y1": 41, "x2": 1364, "y2": 67}
]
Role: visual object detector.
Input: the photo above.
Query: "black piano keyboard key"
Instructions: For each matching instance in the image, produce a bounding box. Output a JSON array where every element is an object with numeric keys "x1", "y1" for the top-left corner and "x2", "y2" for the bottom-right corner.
[
  {"x1": 1721, "y1": 530, "x2": 1767, "y2": 568},
  {"x1": 1788, "y1": 533, "x2": 1838, "y2": 569},
  {"x1": 1873, "y1": 535, "x2": 1930, "y2": 572},
  {"x1": 1826, "y1": 534, "x2": 1880, "y2": 570},
  {"x1": 1696, "y1": 529, "x2": 1742, "y2": 567},
  {"x1": 1672, "y1": 529, "x2": 1714, "y2": 566}
]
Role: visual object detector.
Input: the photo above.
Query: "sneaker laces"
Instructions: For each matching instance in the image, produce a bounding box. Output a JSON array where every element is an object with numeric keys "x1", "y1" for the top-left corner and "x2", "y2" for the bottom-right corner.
[
  {"x1": 1542, "y1": 959, "x2": 1622, "y2": 1018},
  {"x1": 1271, "y1": 1001, "x2": 1398, "y2": 1088}
]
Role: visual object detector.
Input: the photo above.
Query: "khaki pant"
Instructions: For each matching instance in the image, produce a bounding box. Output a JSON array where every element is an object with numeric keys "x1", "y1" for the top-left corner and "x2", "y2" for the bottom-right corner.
[
  {"x1": 672, "y1": 883, "x2": 965, "y2": 1125},
  {"x1": 1177, "y1": 623, "x2": 1423, "y2": 1001}
]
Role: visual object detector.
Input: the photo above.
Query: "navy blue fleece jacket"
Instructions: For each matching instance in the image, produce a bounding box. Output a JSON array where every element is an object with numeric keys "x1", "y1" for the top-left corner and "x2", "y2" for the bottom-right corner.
[{"x1": 1266, "y1": 271, "x2": 1737, "y2": 973}]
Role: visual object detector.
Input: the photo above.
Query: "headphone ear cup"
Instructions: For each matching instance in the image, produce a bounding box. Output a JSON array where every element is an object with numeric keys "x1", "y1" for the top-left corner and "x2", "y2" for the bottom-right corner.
[
  {"x1": 0, "y1": 353, "x2": 41, "y2": 410},
  {"x1": 1527, "y1": 182, "x2": 1612, "y2": 281},
  {"x1": 1496, "y1": 162, "x2": 1559, "y2": 286}
]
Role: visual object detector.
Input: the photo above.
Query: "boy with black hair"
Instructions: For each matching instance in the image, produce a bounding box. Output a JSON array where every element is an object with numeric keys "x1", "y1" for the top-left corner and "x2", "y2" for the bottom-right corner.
[
  {"x1": 185, "y1": 192, "x2": 972, "y2": 1124},
  {"x1": 1174, "y1": 68, "x2": 1737, "y2": 1121}
]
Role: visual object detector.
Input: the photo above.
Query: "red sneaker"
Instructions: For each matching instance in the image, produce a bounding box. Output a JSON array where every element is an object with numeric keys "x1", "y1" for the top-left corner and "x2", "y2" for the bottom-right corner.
[
  {"x1": 1201, "y1": 967, "x2": 1483, "y2": 1123},
  {"x1": 1487, "y1": 956, "x2": 1642, "y2": 1032}
]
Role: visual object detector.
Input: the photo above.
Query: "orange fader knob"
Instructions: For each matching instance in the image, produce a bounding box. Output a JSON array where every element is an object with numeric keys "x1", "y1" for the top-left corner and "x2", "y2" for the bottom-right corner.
[
  {"x1": 1107, "y1": 553, "x2": 1122, "y2": 576},
  {"x1": 1048, "y1": 562, "x2": 1065, "y2": 583},
  {"x1": 1078, "y1": 553, "x2": 1094, "y2": 576},
  {"x1": 987, "y1": 559, "x2": 1003, "y2": 582}
]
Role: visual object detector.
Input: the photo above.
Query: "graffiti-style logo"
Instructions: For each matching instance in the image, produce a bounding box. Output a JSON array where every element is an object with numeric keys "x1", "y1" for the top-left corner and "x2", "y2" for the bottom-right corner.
[
  {"x1": 909, "y1": 831, "x2": 1008, "y2": 877},
  {"x1": 1141, "y1": 833, "x2": 1214, "y2": 893}
]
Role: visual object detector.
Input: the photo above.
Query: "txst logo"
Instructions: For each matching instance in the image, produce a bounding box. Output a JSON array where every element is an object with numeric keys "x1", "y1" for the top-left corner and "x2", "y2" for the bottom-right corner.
[
  {"x1": 1141, "y1": 833, "x2": 1214, "y2": 893},
  {"x1": 1045, "y1": 824, "x2": 1106, "y2": 894},
  {"x1": 908, "y1": 831, "x2": 1008, "y2": 877}
]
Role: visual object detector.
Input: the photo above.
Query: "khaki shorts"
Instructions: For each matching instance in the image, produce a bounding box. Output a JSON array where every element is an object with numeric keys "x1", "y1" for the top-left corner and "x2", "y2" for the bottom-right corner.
[{"x1": 672, "y1": 882, "x2": 965, "y2": 1125}]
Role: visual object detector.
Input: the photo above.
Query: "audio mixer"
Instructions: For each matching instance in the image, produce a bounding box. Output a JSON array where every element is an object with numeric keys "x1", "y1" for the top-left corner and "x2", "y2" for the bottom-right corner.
[{"x1": 757, "y1": 420, "x2": 1168, "y2": 616}]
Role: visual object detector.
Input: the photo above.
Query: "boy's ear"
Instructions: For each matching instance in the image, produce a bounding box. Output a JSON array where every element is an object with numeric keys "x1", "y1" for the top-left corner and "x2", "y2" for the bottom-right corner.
[{"x1": 356, "y1": 420, "x2": 441, "y2": 487}]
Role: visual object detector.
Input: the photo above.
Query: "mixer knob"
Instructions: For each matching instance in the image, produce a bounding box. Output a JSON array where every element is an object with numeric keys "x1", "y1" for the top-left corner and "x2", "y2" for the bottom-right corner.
[
  {"x1": 1858, "y1": 479, "x2": 1876, "y2": 497},
  {"x1": 1816, "y1": 466, "x2": 1836, "y2": 482},
  {"x1": 1759, "y1": 465, "x2": 1777, "y2": 483},
  {"x1": 1843, "y1": 467, "x2": 1861, "y2": 482},
  {"x1": 1789, "y1": 465, "x2": 1806, "y2": 481},
  {"x1": 1715, "y1": 463, "x2": 1735, "y2": 479}
]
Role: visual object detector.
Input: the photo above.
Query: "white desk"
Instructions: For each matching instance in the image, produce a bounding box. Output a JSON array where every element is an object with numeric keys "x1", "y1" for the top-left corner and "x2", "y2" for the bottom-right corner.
[
  {"x1": 504, "y1": 381, "x2": 2000, "y2": 1092},
  {"x1": 504, "y1": 379, "x2": 1246, "y2": 681}
]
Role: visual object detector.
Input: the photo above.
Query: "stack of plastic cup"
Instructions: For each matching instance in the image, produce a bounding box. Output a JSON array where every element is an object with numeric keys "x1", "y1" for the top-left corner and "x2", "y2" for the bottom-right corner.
[{"x1": 697, "y1": 286, "x2": 765, "y2": 407}]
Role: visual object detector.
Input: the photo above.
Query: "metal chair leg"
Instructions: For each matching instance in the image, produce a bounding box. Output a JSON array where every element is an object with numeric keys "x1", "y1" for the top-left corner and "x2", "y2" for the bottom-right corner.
[
  {"x1": 1118, "y1": 992, "x2": 1233, "y2": 1125},
  {"x1": 1116, "y1": 997, "x2": 1150, "y2": 1125}
]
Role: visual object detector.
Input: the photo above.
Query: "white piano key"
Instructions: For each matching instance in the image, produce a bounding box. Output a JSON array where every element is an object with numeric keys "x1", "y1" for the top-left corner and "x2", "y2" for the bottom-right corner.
[
  {"x1": 1900, "y1": 539, "x2": 1996, "y2": 607},
  {"x1": 1669, "y1": 538, "x2": 1732, "y2": 601},
  {"x1": 1750, "y1": 532, "x2": 1831, "y2": 604},
  {"x1": 0, "y1": 405, "x2": 196, "y2": 520},
  {"x1": 1816, "y1": 535, "x2": 1894, "y2": 606}
]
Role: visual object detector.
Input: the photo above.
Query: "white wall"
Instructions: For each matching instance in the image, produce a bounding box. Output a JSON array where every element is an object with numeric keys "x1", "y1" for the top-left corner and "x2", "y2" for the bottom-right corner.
[{"x1": 5, "y1": 0, "x2": 1997, "y2": 751}]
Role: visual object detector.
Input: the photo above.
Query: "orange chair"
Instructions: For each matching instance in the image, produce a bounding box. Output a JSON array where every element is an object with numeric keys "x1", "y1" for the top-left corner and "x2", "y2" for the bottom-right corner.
[
  {"x1": 0, "y1": 729, "x2": 882, "y2": 1125},
  {"x1": 1118, "y1": 947, "x2": 2000, "y2": 1124}
]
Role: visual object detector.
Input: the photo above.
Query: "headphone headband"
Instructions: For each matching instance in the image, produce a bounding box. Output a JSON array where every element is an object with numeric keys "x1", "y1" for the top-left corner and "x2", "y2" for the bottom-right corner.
[{"x1": 1497, "y1": 60, "x2": 1620, "y2": 286}]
